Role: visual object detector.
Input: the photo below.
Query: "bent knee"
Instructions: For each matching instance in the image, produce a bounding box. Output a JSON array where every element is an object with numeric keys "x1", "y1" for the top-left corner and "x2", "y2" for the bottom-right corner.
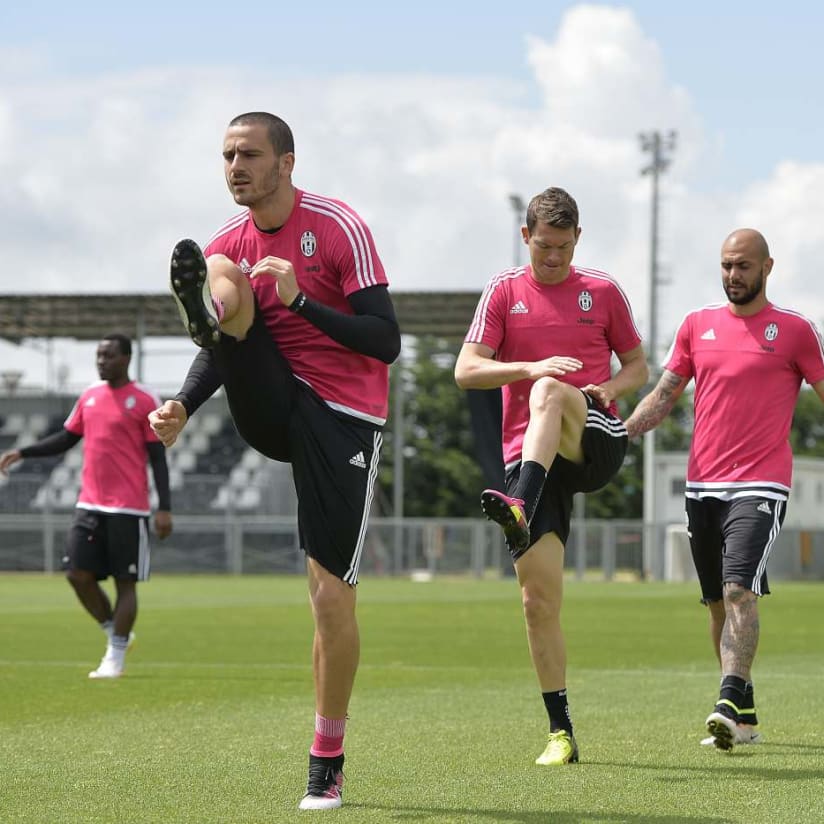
[
  {"x1": 206, "y1": 253, "x2": 242, "y2": 278},
  {"x1": 530, "y1": 377, "x2": 564, "y2": 402},
  {"x1": 529, "y1": 377, "x2": 582, "y2": 414}
]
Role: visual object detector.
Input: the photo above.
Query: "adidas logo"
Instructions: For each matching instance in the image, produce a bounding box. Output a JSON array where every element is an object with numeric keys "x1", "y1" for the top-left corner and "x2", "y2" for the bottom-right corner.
[
  {"x1": 510, "y1": 300, "x2": 528, "y2": 314},
  {"x1": 757, "y1": 501, "x2": 771, "y2": 514},
  {"x1": 700, "y1": 328, "x2": 716, "y2": 340},
  {"x1": 349, "y1": 451, "x2": 367, "y2": 469},
  {"x1": 239, "y1": 257, "x2": 253, "y2": 274}
]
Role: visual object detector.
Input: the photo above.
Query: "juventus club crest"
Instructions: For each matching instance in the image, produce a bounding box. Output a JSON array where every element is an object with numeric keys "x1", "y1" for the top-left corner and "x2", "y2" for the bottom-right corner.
[
  {"x1": 300, "y1": 230, "x2": 317, "y2": 257},
  {"x1": 764, "y1": 322, "x2": 779, "y2": 341},
  {"x1": 578, "y1": 291, "x2": 593, "y2": 312}
]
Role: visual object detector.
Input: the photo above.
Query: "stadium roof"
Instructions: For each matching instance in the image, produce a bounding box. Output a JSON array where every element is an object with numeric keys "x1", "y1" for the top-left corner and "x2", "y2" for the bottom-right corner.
[{"x1": 0, "y1": 291, "x2": 482, "y2": 342}]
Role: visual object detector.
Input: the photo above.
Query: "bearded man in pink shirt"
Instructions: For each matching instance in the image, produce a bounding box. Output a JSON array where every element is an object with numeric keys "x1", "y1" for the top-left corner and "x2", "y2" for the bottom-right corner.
[{"x1": 626, "y1": 228, "x2": 824, "y2": 750}]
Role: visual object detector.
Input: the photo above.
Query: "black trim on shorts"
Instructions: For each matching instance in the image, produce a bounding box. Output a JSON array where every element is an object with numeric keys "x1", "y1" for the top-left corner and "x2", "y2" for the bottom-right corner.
[{"x1": 506, "y1": 393, "x2": 627, "y2": 559}]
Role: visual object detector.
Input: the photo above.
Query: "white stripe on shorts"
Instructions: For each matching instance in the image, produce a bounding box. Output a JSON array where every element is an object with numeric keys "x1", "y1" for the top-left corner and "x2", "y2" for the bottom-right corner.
[
  {"x1": 751, "y1": 499, "x2": 783, "y2": 595},
  {"x1": 343, "y1": 430, "x2": 382, "y2": 585},
  {"x1": 138, "y1": 518, "x2": 151, "y2": 581},
  {"x1": 585, "y1": 406, "x2": 627, "y2": 437}
]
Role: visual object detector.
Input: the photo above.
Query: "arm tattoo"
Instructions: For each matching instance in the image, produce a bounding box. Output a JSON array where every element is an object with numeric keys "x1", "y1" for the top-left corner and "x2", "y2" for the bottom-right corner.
[{"x1": 625, "y1": 371, "x2": 685, "y2": 438}]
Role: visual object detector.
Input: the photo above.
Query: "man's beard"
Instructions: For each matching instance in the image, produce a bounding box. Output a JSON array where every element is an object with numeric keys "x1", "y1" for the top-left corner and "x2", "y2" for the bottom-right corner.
[
  {"x1": 231, "y1": 168, "x2": 280, "y2": 206},
  {"x1": 724, "y1": 268, "x2": 764, "y2": 305}
]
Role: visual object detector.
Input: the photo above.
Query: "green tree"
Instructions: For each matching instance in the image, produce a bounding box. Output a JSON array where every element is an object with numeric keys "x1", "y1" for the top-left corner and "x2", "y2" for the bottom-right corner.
[
  {"x1": 380, "y1": 355, "x2": 822, "y2": 521},
  {"x1": 551, "y1": 386, "x2": 694, "y2": 520},
  {"x1": 380, "y1": 336, "x2": 483, "y2": 517},
  {"x1": 791, "y1": 387, "x2": 824, "y2": 457}
]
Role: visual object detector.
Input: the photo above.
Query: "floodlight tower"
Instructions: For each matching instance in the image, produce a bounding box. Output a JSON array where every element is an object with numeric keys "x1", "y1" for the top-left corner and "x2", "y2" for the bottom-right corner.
[
  {"x1": 639, "y1": 129, "x2": 677, "y2": 579},
  {"x1": 509, "y1": 194, "x2": 526, "y2": 266}
]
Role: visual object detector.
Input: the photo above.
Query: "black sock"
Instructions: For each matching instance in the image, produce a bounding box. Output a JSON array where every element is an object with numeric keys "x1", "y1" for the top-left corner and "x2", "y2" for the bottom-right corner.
[
  {"x1": 717, "y1": 675, "x2": 747, "y2": 719},
  {"x1": 513, "y1": 461, "x2": 547, "y2": 523},
  {"x1": 542, "y1": 689, "x2": 573, "y2": 735},
  {"x1": 740, "y1": 681, "x2": 758, "y2": 726}
]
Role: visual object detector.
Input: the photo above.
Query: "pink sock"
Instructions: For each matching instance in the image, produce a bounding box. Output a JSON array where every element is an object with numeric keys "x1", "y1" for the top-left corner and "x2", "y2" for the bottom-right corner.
[
  {"x1": 211, "y1": 296, "x2": 225, "y2": 322},
  {"x1": 310, "y1": 713, "x2": 346, "y2": 757}
]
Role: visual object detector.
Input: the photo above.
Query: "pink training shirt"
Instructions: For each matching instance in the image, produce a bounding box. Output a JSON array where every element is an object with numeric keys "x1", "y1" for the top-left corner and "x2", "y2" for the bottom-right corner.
[
  {"x1": 664, "y1": 302, "x2": 824, "y2": 499},
  {"x1": 64, "y1": 380, "x2": 163, "y2": 515},
  {"x1": 466, "y1": 264, "x2": 642, "y2": 466},
  {"x1": 204, "y1": 189, "x2": 390, "y2": 425}
]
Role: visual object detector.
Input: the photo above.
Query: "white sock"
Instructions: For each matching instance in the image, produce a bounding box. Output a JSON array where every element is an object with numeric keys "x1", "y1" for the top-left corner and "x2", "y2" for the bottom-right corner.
[
  {"x1": 107, "y1": 635, "x2": 129, "y2": 666},
  {"x1": 101, "y1": 620, "x2": 114, "y2": 639}
]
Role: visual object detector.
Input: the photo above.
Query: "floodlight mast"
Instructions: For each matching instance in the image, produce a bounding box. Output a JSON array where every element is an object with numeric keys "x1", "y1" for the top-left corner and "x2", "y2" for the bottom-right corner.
[{"x1": 639, "y1": 130, "x2": 677, "y2": 579}]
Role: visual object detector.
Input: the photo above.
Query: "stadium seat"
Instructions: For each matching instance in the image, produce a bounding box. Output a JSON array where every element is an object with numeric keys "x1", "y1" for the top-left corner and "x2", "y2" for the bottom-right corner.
[
  {"x1": 171, "y1": 449, "x2": 197, "y2": 473},
  {"x1": 64, "y1": 449, "x2": 83, "y2": 469},
  {"x1": 27, "y1": 413, "x2": 49, "y2": 436},
  {"x1": 50, "y1": 465, "x2": 72, "y2": 488},
  {"x1": 241, "y1": 449, "x2": 264, "y2": 470},
  {"x1": 56, "y1": 486, "x2": 79, "y2": 509},
  {"x1": 210, "y1": 487, "x2": 231, "y2": 510},
  {"x1": 229, "y1": 466, "x2": 249, "y2": 486},
  {"x1": 188, "y1": 432, "x2": 210, "y2": 455},
  {"x1": 31, "y1": 485, "x2": 50, "y2": 510},
  {"x1": 200, "y1": 414, "x2": 223, "y2": 436},
  {"x1": 237, "y1": 487, "x2": 261, "y2": 510},
  {"x1": 2, "y1": 414, "x2": 26, "y2": 435}
]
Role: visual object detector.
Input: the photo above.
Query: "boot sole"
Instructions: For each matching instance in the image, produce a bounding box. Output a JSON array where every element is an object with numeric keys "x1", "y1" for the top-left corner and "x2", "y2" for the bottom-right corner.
[
  {"x1": 170, "y1": 239, "x2": 220, "y2": 348},
  {"x1": 481, "y1": 491, "x2": 529, "y2": 552}
]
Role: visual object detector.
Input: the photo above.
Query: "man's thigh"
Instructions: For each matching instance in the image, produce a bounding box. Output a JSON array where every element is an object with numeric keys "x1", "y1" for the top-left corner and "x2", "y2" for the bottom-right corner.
[
  {"x1": 215, "y1": 306, "x2": 297, "y2": 462},
  {"x1": 686, "y1": 497, "x2": 724, "y2": 602},
  {"x1": 104, "y1": 514, "x2": 150, "y2": 581},
  {"x1": 721, "y1": 497, "x2": 786, "y2": 596},
  {"x1": 291, "y1": 392, "x2": 383, "y2": 586},
  {"x1": 64, "y1": 509, "x2": 108, "y2": 579}
]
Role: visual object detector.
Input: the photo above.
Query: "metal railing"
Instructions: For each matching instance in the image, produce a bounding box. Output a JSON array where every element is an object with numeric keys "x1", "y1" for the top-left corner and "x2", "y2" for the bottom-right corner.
[{"x1": 2, "y1": 475, "x2": 823, "y2": 580}]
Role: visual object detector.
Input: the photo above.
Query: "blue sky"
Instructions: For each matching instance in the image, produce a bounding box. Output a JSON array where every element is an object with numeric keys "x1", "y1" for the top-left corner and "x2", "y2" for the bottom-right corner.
[
  {"x1": 2, "y1": 1, "x2": 823, "y2": 391},
  {"x1": 6, "y1": 0, "x2": 821, "y2": 189}
]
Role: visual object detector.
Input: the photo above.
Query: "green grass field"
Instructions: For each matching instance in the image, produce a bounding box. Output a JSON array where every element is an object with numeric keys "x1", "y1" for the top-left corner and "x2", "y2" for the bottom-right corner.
[{"x1": 1, "y1": 574, "x2": 823, "y2": 824}]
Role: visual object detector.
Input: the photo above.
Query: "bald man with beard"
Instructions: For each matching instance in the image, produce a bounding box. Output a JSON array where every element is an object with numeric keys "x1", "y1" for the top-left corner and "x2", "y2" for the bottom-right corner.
[{"x1": 626, "y1": 229, "x2": 824, "y2": 751}]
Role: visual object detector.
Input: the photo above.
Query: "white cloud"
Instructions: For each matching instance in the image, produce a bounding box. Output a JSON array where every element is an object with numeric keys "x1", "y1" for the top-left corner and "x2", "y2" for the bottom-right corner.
[
  {"x1": 530, "y1": 6, "x2": 681, "y2": 135},
  {"x1": 1, "y1": 4, "x2": 822, "y2": 393},
  {"x1": 735, "y1": 162, "x2": 824, "y2": 317}
]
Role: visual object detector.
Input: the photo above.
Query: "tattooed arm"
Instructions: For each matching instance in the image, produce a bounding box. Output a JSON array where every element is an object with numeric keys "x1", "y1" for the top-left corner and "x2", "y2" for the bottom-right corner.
[{"x1": 624, "y1": 369, "x2": 690, "y2": 439}]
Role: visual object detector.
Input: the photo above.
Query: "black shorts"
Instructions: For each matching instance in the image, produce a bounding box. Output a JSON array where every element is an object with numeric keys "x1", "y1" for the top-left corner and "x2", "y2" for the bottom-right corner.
[
  {"x1": 686, "y1": 496, "x2": 786, "y2": 600},
  {"x1": 506, "y1": 393, "x2": 627, "y2": 555},
  {"x1": 213, "y1": 305, "x2": 382, "y2": 584},
  {"x1": 63, "y1": 509, "x2": 150, "y2": 581}
]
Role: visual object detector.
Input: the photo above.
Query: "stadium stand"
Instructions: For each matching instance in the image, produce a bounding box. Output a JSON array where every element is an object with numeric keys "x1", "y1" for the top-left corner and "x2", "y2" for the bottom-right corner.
[
  {"x1": 0, "y1": 394, "x2": 306, "y2": 573},
  {"x1": 1, "y1": 396, "x2": 297, "y2": 518},
  {"x1": 0, "y1": 411, "x2": 66, "y2": 513}
]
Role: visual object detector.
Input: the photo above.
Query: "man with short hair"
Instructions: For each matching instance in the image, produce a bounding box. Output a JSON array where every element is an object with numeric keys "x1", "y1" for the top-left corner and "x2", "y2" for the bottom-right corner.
[
  {"x1": 625, "y1": 228, "x2": 824, "y2": 750},
  {"x1": 0, "y1": 333, "x2": 172, "y2": 678},
  {"x1": 149, "y1": 112, "x2": 400, "y2": 810},
  {"x1": 455, "y1": 187, "x2": 648, "y2": 765}
]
